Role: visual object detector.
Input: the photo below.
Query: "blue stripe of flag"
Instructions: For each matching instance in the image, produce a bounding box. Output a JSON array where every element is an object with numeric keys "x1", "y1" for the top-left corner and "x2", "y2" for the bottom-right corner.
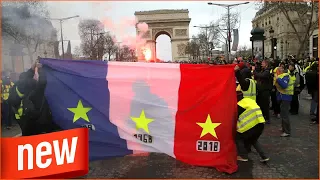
[{"x1": 41, "y1": 58, "x2": 133, "y2": 161}]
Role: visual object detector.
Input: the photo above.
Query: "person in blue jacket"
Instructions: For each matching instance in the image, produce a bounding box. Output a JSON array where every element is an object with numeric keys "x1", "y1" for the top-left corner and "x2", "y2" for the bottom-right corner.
[{"x1": 275, "y1": 66, "x2": 294, "y2": 137}]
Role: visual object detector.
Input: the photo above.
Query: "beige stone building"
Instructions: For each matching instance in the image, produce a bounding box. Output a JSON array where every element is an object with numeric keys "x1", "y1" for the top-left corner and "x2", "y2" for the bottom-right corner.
[
  {"x1": 309, "y1": 29, "x2": 318, "y2": 58},
  {"x1": 2, "y1": 37, "x2": 56, "y2": 73},
  {"x1": 252, "y1": 3, "x2": 317, "y2": 59}
]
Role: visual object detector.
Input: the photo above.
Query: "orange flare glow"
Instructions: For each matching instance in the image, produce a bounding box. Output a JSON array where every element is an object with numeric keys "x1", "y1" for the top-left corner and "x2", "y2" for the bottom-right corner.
[{"x1": 143, "y1": 48, "x2": 152, "y2": 61}]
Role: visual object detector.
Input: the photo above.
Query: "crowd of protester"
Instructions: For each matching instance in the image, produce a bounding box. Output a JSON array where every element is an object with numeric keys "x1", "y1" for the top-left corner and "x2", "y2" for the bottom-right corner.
[{"x1": 1, "y1": 55, "x2": 318, "y2": 164}]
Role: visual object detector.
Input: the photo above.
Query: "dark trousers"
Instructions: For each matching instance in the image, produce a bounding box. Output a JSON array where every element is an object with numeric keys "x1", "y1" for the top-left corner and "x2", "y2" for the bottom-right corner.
[
  {"x1": 316, "y1": 104, "x2": 319, "y2": 122},
  {"x1": 2, "y1": 101, "x2": 12, "y2": 127},
  {"x1": 16, "y1": 116, "x2": 42, "y2": 136},
  {"x1": 236, "y1": 123, "x2": 267, "y2": 159},
  {"x1": 270, "y1": 89, "x2": 280, "y2": 114},
  {"x1": 313, "y1": 103, "x2": 319, "y2": 123},
  {"x1": 290, "y1": 91, "x2": 299, "y2": 114},
  {"x1": 280, "y1": 100, "x2": 291, "y2": 134},
  {"x1": 257, "y1": 91, "x2": 270, "y2": 122}
]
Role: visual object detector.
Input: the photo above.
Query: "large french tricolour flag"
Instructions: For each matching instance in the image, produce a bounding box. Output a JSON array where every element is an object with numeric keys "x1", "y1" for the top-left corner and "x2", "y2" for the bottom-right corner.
[{"x1": 41, "y1": 58, "x2": 238, "y2": 174}]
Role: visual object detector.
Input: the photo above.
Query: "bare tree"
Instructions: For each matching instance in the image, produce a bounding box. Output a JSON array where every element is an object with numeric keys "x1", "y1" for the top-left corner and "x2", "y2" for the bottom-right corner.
[
  {"x1": 236, "y1": 45, "x2": 252, "y2": 57},
  {"x1": 185, "y1": 36, "x2": 201, "y2": 60},
  {"x1": 207, "y1": 21, "x2": 222, "y2": 47},
  {"x1": 104, "y1": 33, "x2": 117, "y2": 61},
  {"x1": 208, "y1": 12, "x2": 240, "y2": 47},
  {"x1": 118, "y1": 45, "x2": 137, "y2": 62},
  {"x1": 256, "y1": 1, "x2": 318, "y2": 57},
  {"x1": 2, "y1": 2, "x2": 56, "y2": 63},
  {"x1": 73, "y1": 45, "x2": 82, "y2": 58},
  {"x1": 78, "y1": 19, "x2": 104, "y2": 60}
]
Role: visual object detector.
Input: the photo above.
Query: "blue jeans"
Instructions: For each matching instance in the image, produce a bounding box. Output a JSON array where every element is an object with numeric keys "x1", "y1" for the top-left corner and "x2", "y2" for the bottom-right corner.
[{"x1": 310, "y1": 91, "x2": 318, "y2": 115}]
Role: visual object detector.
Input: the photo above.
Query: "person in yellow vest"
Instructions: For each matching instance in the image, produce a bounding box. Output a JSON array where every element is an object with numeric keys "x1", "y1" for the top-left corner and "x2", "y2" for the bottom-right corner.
[
  {"x1": 275, "y1": 66, "x2": 294, "y2": 137},
  {"x1": 1, "y1": 72, "x2": 14, "y2": 129},
  {"x1": 236, "y1": 97, "x2": 269, "y2": 162},
  {"x1": 304, "y1": 60, "x2": 316, "y2": 73},
  {"x1": 234, "y1": 64, "x2": 256, "y2": 101},
  {"x1": 288, "y1": 63, "x2": 300, "y2": 115}
]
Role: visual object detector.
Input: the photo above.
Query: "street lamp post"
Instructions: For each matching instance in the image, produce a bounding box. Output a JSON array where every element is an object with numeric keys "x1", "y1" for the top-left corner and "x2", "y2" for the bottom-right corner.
[
  {"x1": 280, "y1": 40, "x2": 284, "y2": 59},
  {"x1": 208, "y1": 2, "x2": 249, "y2": 62},
  {"x1": 269, "y1": 27, "x2": 274, "y2": 59},
  {"x1": 193, "y1": 25, "x2": 218, "y2": 59},
  {"x1": 49, "y1": 15, "x2": 80, "y2": 59}
]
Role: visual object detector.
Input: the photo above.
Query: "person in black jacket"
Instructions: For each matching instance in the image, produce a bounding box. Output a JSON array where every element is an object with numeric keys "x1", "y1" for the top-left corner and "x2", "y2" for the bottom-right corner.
[
  {"x1": 253, "y1": 60, "x2": 272, "y2": 124},
  {"x1": 8, "y1": 61, "x2": 61, "y2": 136},
  {"x1": 305, "y1": 62, "x2": 319, "y2": 124}
]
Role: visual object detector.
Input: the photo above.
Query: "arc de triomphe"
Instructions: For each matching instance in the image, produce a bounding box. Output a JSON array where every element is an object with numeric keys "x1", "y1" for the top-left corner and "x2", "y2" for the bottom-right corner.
[{"x1": 134, "y1": 9, "x2": 191, "y2": 61}]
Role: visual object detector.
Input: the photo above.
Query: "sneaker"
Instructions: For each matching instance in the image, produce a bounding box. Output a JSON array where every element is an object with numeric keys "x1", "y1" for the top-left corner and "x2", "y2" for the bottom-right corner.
[
  {"x1": 279, "y1": 128, "x2": 283, "y2": 132},
  {"x1": 237, "y1": 156, "x2": 248, "y2": 162},
  {"x1": 280, "y1": 133, "x2": 290, "y2": 137},
  {"x1": 276, "y1": 114, "x2": 281, "y2": 119},
  {"x1": 260, "y1": 157, "x2": 270, "y2": 163},
  {"x1": 5, "y1": 126, "x2": 11, "y2": 130}
]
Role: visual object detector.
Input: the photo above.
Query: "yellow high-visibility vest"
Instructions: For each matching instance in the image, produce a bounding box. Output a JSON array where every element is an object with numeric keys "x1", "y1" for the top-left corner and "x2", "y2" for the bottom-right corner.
[
  {"x1": 275, "y1": 73, "x2": 294, "y2": 95},
  {"x1": 14, "y1": 86, "x2": 24, "y2": 120},
  {"x1": 241, "y1": 79, "x2": 256, "y2": 101},
  {"x1": 237, "y1": 98, "x2": 265, "y2": 133},
  {"x1": 304, "y1": 62, "x2": 315, "y2": 73},
  {"x1": 272, "y1": 67, "x2": 279, "y2": 85},
  {"x1": 1, "y1": 81, "x2": 14, "y2": 101},
  {"x1": 292, "y1": 71, "x2": 300, "y2": 87}
]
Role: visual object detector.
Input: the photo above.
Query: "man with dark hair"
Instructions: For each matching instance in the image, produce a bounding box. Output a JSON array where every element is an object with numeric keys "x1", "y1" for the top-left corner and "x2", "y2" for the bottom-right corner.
[
  {"x1": 254, "y1": 59, "x2": 272, "y2": 124},
  {"x1": 235, "y1": 64, "x2": 256, "y2": 101}
]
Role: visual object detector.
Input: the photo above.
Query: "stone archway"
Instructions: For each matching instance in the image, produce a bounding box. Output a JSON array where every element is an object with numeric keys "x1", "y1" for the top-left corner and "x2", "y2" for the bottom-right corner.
[{"x1": 134, "y1": 9, "x2": 191, "y2": 62}]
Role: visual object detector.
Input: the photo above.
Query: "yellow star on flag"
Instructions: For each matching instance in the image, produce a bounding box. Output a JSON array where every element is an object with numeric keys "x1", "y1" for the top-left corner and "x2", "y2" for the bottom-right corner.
[
  {"x1": 130, "y1": 109, "x2": 154, "y2": 134},
  {"x1": 68, "y1": 100, "x2": 92, "y2": 123},
  {"x1": 196, "y1": 114, "x2": 221, "y2": 139}
]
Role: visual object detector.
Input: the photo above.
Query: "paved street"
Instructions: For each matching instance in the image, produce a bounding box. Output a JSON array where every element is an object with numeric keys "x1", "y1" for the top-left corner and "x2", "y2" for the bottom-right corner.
[{"x1": 2, "y1": 91, "x2": 319, "y2": 178}]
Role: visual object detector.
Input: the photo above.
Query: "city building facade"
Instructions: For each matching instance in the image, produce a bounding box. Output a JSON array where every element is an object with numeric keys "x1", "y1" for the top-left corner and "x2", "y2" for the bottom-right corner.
[
  {"x1": 2, "y1": 20, "x2": 57, "y2": 73},
  {"x1": 252, "y1": 3, "x2": 317, "y2": 59},
  {"x1": 2, "y1": 38, "x2": 56, "y2": 73},
  {"x1": 309, "y1": 29, "x2": 318, "y2": 58}
]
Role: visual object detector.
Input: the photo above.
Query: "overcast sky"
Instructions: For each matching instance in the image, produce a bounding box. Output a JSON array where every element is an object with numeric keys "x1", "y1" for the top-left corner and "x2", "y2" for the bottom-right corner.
[{"x1": 47, "y1": 1, "x2": 258, "y2": 61}]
